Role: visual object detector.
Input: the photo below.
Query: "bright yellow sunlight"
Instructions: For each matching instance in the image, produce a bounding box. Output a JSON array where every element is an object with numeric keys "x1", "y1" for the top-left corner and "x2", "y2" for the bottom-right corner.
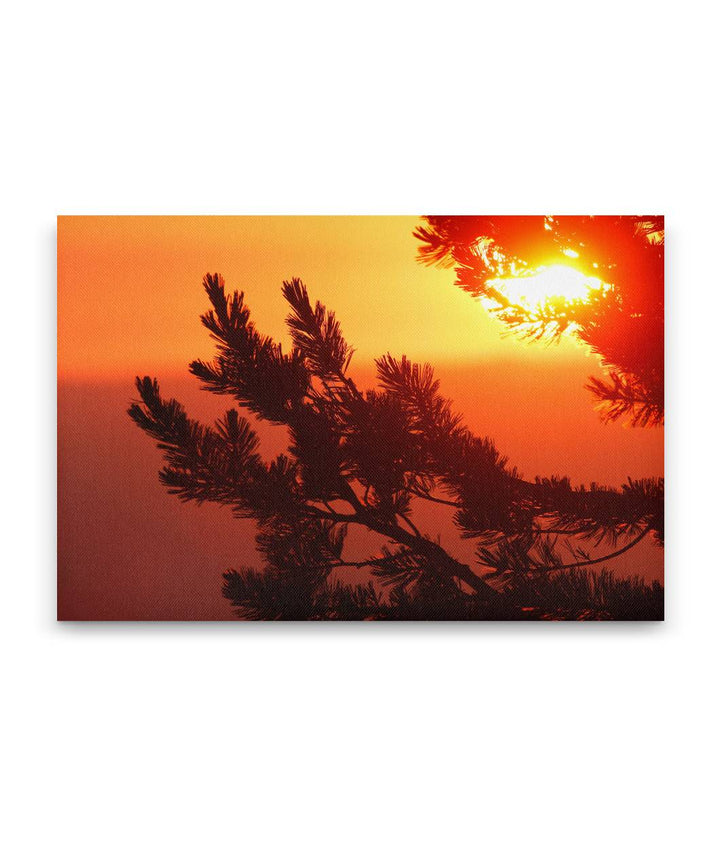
[{"x1": 487, "y1": 264, "x2": 606, "y2": 313}]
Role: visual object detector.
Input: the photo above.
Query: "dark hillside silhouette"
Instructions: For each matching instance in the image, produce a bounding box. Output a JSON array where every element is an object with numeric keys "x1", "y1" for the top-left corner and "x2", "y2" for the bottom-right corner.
[
  {"x1": 129, "y1": 274, "x2": 663, "y2": 620},
  {"x1": 415, "y1": 216, "x2": 664, "y2": 427}
]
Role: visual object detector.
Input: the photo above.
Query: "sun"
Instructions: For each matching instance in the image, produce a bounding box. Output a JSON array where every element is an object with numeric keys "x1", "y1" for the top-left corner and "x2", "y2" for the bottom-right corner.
[{"x1": 487, "y1": 264, "x2": 606, "y2": 313}]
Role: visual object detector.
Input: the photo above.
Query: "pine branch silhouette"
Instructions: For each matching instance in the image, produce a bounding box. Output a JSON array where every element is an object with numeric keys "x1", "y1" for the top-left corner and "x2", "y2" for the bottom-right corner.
[
  {"x1": 414, "y1": 215, "x2": 664, "y2": 427},
  {"x1": 129, "y1": 274, "x2": 663, "y2": 620}
]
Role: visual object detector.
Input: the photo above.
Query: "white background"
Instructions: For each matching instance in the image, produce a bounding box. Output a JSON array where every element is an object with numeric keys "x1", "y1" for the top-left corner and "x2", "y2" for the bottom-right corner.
[{"x1": 2, "y1": 2, "x2": 718, "y2": 854}]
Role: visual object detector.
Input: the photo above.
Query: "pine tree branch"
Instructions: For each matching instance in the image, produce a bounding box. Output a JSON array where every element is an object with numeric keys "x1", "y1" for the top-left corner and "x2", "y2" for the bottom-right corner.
[
  {"x1": 130, "y1": 271, "x2": 662, "y2": 619},
  {"x1": 410, "y1": 487, "x2": 462, "y2": 508},
  {"x1": 397, "y1": 511, "x2": 422, "y2": 538},
  {"x1": 537, "y1": 525, "x2": 653, "y2": 573}
]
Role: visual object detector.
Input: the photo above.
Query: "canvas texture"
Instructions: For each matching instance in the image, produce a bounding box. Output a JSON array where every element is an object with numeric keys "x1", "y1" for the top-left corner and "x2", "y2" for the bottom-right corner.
[{"x1": 57, "y1": 216, "x2": 664, "y2": 620}]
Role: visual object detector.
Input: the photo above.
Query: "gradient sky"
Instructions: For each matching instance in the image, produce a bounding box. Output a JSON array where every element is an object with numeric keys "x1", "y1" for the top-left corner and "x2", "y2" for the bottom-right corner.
[
  {"x1": 58, "y1": 216, "x2": 664, "y2": 619},
  {"x1": 58, "y1": 215, "x2": 592, "y2": 376}
]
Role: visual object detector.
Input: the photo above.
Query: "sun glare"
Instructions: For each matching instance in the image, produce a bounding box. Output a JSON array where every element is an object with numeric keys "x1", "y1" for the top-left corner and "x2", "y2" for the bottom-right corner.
[{"x1": 487, "y1": 264, "x2": 605, "y2": 313}]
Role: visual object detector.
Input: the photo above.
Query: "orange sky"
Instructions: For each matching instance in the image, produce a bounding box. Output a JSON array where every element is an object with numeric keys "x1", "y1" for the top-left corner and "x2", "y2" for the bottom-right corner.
[
  {"x1": 57, "y1": 216, "x2": 664, "y2": 618},
  {"x1": 58, "y1": 215, "x2": 593, "y2": 378}
]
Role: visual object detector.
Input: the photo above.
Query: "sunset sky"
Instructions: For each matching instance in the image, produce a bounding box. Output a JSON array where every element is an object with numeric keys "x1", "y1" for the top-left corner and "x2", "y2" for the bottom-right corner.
[
  {"x1": 58, "y1": 216, "x2": 664, "y2": 619},
  {"x1": 59, "y1": 216, "x2": 568, "y2": 375}
]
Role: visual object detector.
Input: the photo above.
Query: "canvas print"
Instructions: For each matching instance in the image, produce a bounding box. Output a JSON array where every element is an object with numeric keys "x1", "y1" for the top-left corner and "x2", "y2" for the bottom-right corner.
[{"x1": 58, "y1": 216, "x2": 664, "y2": 620}]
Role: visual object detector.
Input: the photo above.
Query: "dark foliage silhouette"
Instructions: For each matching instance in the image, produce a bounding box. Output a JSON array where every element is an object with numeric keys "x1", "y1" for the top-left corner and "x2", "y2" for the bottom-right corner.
[
  {"x1": 129, "y1": 274, "x2": 663, "y2": 620},
  {"x1": 414, "y1": 216, "x2": 664, "y2": 427}
]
